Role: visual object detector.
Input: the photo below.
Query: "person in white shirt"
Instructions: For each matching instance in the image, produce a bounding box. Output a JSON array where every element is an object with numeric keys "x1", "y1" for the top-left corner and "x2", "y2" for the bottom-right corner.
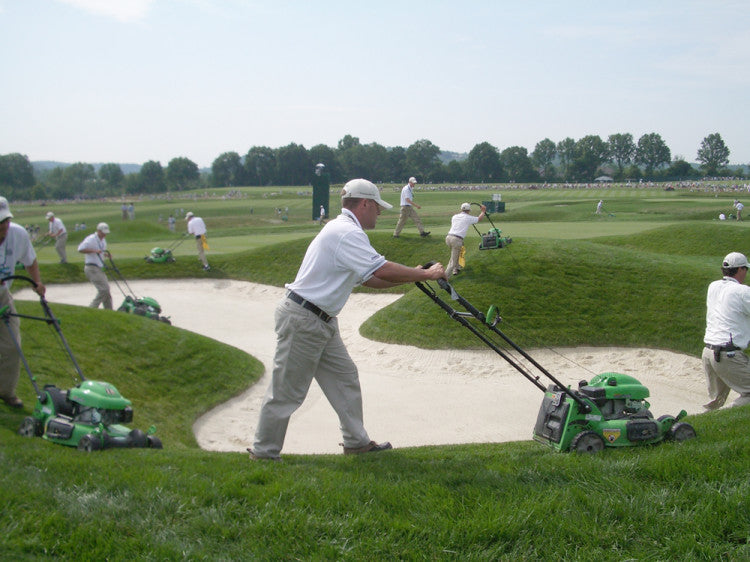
[
  {"x1": 249, "y1": 179, "x2": 445, "y2": 461},
  {"x1": 445, "y1": 203, "x2": 486, "y2": 278},
  {"x1": 0, "y1": 197, "x2": 46, "y2": 409},
  {"x1": 318, "y1": 204, "x2": 326, "y2": 225},
  {"x1": 185, "y1": 212, "x2": 210, "y2": 271},
  {"x1": 77, "y1": 223, "x2": 112, "y2": 309},
  {"x1": 702, "y1": 252, "x2": 750, "y2": 409},
  {"x1": 393, "y1": 176, "x2": 430, "y2": 238},
  {"x1": 45, "y1": 211, "x2": 68, "y2": 263},
  {"x1": 733, "y1": 200, "x2": 744, "y2": 221}
]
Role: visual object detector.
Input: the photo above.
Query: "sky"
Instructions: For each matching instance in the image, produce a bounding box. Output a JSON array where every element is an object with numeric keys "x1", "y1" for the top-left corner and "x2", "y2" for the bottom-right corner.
[{"x1": 1, "y1": 0, "x2": 748, "y2": 169}]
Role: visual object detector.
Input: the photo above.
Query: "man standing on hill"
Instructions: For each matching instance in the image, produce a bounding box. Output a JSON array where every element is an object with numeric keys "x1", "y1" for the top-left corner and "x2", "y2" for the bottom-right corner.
[
  {"x1": 393, "y1": 176, "x2": 430, "y2": 238},
  {"x1": 185, "y1": 212, "x2": 210, "y2": 271},
  {"x1": 77, "y1": 223, "x2": 112, "y2": 309},
  {"x1": 45, "y1": 211, "x2": 68, "y2": 263},
  {"x1": 249, "y1": 179, "x2": 445, "y2": 461},
  {"x1": 0, "y1": 196, "x2": 46, "y2": 410},
  {"x1": 702, "y1": 252, "x2": 750, "y2": 410}
]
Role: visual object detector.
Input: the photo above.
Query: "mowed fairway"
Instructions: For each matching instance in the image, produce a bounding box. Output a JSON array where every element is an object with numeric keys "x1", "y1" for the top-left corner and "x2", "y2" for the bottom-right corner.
[{"x1": 16, "y1": 184, "x2": 749, "y2": 264}]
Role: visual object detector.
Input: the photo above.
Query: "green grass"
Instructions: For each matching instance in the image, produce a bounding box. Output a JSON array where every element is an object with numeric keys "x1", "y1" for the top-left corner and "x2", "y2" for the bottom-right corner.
[{"x1": 3, "y1": 185, "x2": 750, "y2": 559}]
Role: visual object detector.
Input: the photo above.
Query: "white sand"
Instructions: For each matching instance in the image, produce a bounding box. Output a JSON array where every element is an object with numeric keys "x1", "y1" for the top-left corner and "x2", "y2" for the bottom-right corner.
[{"x1": 17, "y1": 279, "x2": 712, "y2": 455}]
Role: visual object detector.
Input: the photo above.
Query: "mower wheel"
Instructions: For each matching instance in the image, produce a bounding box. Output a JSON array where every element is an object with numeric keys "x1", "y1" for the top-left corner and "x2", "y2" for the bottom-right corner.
[
  {"x1": 668, "y1": 422, "x2": 696, "y2": 442},
  {"x1": 147, "y1": 435, "x2": 163, "y2": 449},
  {"x1": 18, "y1": 416, "x2": 43, "y2": 438},
  {"x1": 159, "y1": 316, "x2": 171, "y2": 325},
  {"x1": 570, "y1": 430, "x2": 605, "y2": 454},
  {"x1": 78, "y1": 434, "x2": 103, "y2": 452},
  {"x1": 128, "y1": 429, "x2": 148, "y2": 448}
]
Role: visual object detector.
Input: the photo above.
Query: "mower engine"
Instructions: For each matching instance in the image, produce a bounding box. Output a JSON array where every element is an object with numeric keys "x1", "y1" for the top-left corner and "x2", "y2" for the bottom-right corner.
[
  {"x1": 20, "y1": 380, "x2": 162, "y2": 451},
  {"x1": 118, "y1": 295, "x2": 171, "y2": 324},
  {"x1": 478, "y1": 227, "x2": 512, "y2": 250},
  {"x1": 533, "y1": 372, "x2": 696, "y2": 453}
]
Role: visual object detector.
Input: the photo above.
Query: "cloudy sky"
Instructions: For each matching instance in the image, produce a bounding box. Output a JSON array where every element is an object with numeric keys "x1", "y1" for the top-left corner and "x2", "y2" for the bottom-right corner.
[{"x1": 1, "y1": 0, "x2": 748, "y2": 168}]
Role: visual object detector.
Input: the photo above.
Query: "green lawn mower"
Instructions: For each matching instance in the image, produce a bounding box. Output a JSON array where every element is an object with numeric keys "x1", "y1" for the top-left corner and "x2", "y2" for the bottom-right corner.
[
  {"x1": 144, "y1": 235, "x2": 187, "y2": 264},
  {"x1": 415, "y1": 272, "x2": 696, "y2": 453},
  {"x1": 470, "y1": 203, "x2": 512, "y2": 250},
  {"x1": 107, "y1": 256, "x2": 171, "y2": 324},
  {"x1": 2, "y1": 275, "x2": 162, "y2": 451}
]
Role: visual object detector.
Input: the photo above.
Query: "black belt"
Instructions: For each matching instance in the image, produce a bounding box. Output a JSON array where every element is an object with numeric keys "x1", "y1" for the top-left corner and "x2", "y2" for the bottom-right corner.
[
  {"x1": 287, "y1": 291, "x2": 332, "y2": 323},
  {"x1": 448, "y1": 234, "x2": 464, "y2": 240},
  {"x1": 195, "y1": 235, "x2": 202, "y2": 239},
  {"x1": 705, "y1": 344, "x2": 740, "y2": 352}
]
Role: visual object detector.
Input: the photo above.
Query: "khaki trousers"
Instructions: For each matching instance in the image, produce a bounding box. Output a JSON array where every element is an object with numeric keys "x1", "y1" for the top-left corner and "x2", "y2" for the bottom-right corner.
[
  {"x1": 0, "y1": 290, "x2": 21, "y2": 400},
  {"x1": 394, "y1": 206, "x2": 424, "y2": 236},
  {"x1": 85, "y1": 265, "x2": 112, "y2": 309},
  {"x1": 253, "y1": 297, "x2": 370, "y2": 458},
  {"x1": 54, "y1": 232, "x2": 68, "y2": 263},
  {"x1": 445, "y1": 234, "x2": 464, "y2": 277},
  {"x1": 195, "y1": 236, "x2": 208, "y2": 267},
  {"x1": 702, "y1": 347, "x2": 750, "y2": 408}
]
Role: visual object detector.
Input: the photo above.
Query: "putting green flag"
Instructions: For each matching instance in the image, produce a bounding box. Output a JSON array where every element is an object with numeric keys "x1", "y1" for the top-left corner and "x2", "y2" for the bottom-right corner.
[
  {"x1": 458, "y1": 245, "x2": 466, "y2": 268},
  {"x1": 201, "y1": 234, "x2": 210, "y2": 250}
]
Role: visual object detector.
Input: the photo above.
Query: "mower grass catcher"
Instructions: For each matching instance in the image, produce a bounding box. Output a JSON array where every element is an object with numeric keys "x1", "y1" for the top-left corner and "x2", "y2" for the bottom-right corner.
[
  {"x1": 107, "y1": 256, "x2": 171, "y2": 324},
  {"x1": 415, "y1": 273, "x2": 696, "y2": 453},
  {"x1": 2, "y1": 275, "x2": 162, "y2": 452}
]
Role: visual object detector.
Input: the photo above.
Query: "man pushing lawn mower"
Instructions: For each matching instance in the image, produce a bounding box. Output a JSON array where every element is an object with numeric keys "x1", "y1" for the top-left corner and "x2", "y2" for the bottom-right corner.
[{"x1": 248, "y1": 179, "x2": 445, "y2": 461}]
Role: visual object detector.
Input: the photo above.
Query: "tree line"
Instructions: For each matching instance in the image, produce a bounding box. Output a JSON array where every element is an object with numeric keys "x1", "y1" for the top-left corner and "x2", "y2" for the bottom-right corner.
[{"x1": 0, "y1": 132, "x2": 741, "y2": 201}]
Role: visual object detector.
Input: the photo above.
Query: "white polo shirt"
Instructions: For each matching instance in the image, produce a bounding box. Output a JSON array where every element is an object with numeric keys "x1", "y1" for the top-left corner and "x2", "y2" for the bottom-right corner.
[
  {"x1": 78, "y1": 232, "x2": 107, "y2": 266},
  {"x1": 400, "y1": 184, "x2": 414, "y2": 207},
  {"x1": 48, "y1": 217, "x2": 66, "y2": 236},
  {"x1": 187, "y1": 217, "x2": 207, "y2": 237},
  {"x1": 448, "y1": 212, "x2": 480, "y2": 239},
  {"x1": 704, "y1": 276, "x2": 750, "y2": 349},
  {"x1": 286, "y1": 208, "x2": 387, "y2": 316},
  {"x1": 0, "y1": 222, "x2": 37, "y2": 290}
]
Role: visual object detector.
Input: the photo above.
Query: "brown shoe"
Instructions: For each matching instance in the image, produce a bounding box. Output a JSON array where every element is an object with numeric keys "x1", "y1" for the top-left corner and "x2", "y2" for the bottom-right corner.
[
  {"x1": 342, "y1": 440, "x2": 393, "y2": 455},
  {"x1": 1, "y1": 395, "x2": 23, "y2": 409}
]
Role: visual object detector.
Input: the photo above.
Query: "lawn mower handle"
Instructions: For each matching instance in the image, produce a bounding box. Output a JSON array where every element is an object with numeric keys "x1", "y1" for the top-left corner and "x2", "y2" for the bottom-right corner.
[{"x1": 1, "y1": 275, "x2": 86, "y2": 382}]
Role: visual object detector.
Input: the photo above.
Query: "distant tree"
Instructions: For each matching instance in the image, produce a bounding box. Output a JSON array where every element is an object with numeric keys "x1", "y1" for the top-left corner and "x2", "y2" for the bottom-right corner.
[
  {"x1": 308, "y1": 144, "x2": 342, "y2": 183},
  {"x1": 244, "y1": 146, "x2": 276, "y2": 186},
  {"x1": 570, "y1": 135, "x2": 608, "y2": 181},
  {"x1": 556, "y1": 137, "x2": 576, "y2": 180},
  {"x1": 99, "y1": 163, "x2": 124, "y2": 191},
  {"x1": 531, "y1": 138, "x2": 557, "y2": 180},
  {"x1": 635, "y1": 133, "x2": 671, "y2": 177},
  {"x1": 697, "y1": 133, "x2": 730, "y2": 176},
  {"x1": 607, "y1": 133, "x2": 635, "y2": 176},
  {"x1": 275, "y1": 143, "x2": 312, "y2": 185},
  {"x1": 60, "y1": 163, "x2": 96, "y2": 198},
  {"x1": 466, "y1": 142, "x2": 503, "y2": 182},
  {"x1": 0, "y1": 153, "x2": 35, "y2": 198},
  {"x1": 166, "y1": 157, "x2": 200, "y2": 191},
  {"x1": 405, "y1": 139, "x2": 441, "y2": 182},
  {"x1": 444, "y1": 159, "x2": 465, "y2": 183},
  {"x1": 337, "y1": 134, "x2": 360, "y2": 151},
  {"x1": 667, "y1": 157, "x2": 696, "y2": 180},
  {"x1": 138, "y1": 160, "x2": 166, "y2": 194},
  {"x1": 500, "y1": 146, "x2": 536, "y2": 182},
  {"x1": 386, "y1": 146, "x2": 407, "y2": 183},
  {"x1": 211, "y1": 152, "x2": 244, "y2": 187}
]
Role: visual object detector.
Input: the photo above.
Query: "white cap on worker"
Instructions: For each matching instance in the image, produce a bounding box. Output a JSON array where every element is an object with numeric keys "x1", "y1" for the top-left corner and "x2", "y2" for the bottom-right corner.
[
  {"x1": 0, "y1": 197, "x2": 13, "y2": 221},
  {"x1": 46, "y1": 211, "x2": 55, "y2": 219},
  {"x1": 722, "y1": 252, "x2": 750, "y2": 268},
  {"x1": 97, "y1": 222, "x2": 110, "y2": 234},
  {"x1": 408, "y1": 176, "x2": 417, "y2": 184},
  {"x1": 185, "y1": 211, "x2": 194, "y2": 220},
  {"x1": 341, "y1": 179, "x2": 393, "y2": 210},
  {"x1": 460, "y1": 202, "x2": 471, "y2": 211}
]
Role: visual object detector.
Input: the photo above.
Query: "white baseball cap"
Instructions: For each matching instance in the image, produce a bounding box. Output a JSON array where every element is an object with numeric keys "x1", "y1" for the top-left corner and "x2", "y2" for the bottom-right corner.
[
  {"x1": 46, "y1": 211, "x2": 55, "y2": 219},
  {"x1": 97, "y1": 222, "x2": 110, "y2": 234},
  {"x1": 0, "y1": 197, "x2": 13, "y2": 221},
  {"x1": 723, "y1": 252, "x2": 750, "y2": 268},
  {"x1": 460, "y1": 202, "x2": 471, "y2": 211},
  {"x1": 341, "y1": 179, "x2": 393, "y2": 210},
  {"x1": 408, "y1": 177, "x2": 417, "y2": 184},
  {"x1": 185, "y1": 212, "x2": 194, "y2": 220}
]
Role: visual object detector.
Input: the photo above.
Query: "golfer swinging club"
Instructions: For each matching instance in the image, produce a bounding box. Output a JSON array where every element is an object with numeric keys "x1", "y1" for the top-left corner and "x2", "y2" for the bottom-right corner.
[{"x1": 249, "y1": 179, "x2": 445, "y2": 461}]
